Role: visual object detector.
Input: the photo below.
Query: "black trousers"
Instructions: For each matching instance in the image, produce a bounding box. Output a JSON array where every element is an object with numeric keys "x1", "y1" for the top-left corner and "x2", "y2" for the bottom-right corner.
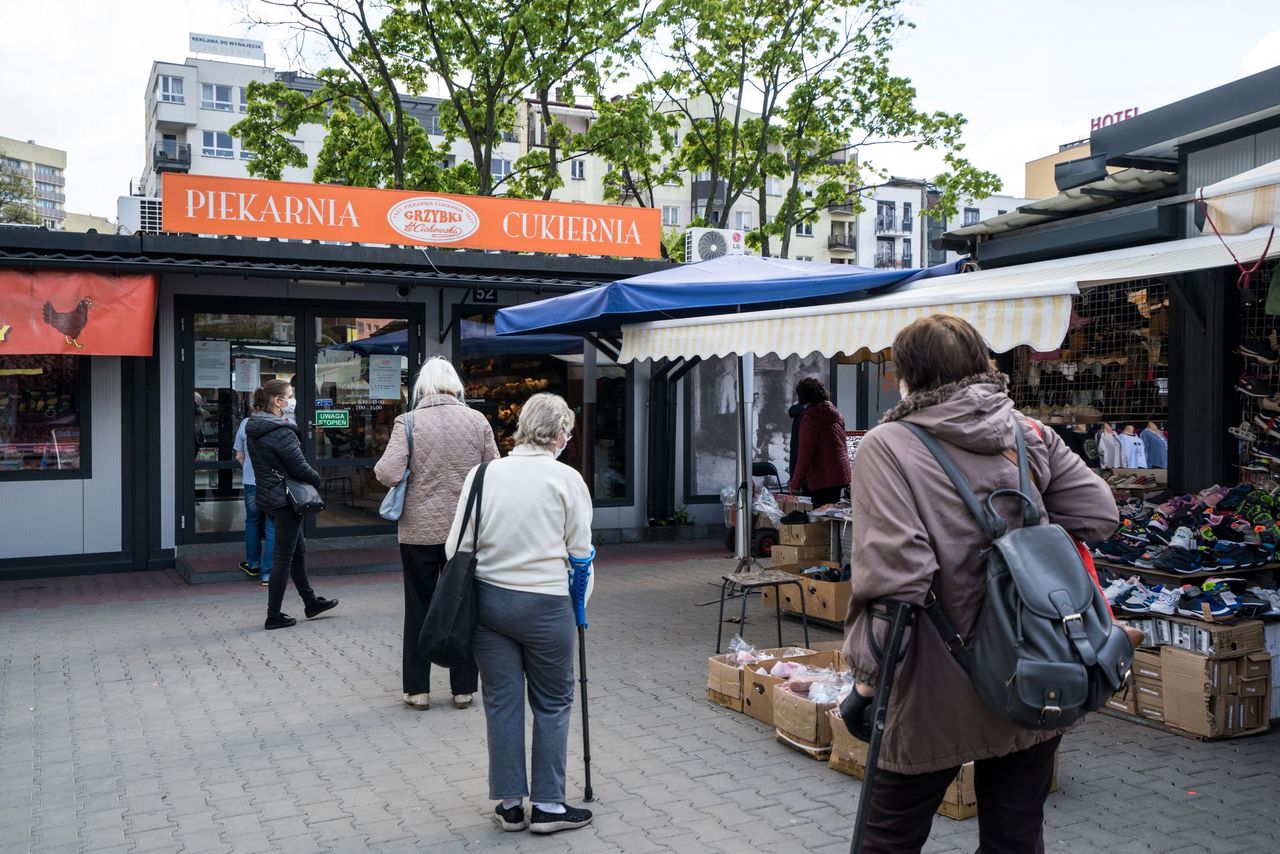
[
  {"x1": 266, "y1": 508, "x2": 316, "y2": 616},
  {"x1": 400, "y1": 543, "x2": 479, "y2": 696},
  {"x1": 861, "y1": 735, "x2": 1061, "y2": 854},
  {"x1": 808, "y1": 485, "x2": 844, "y2": 507}
]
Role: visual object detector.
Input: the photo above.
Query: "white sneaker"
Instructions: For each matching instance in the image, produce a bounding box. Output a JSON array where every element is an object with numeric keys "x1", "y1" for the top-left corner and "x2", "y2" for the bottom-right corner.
[
  {"x1": 1119, "y1": 582, "x2": 1157, "y2": 613},
  {"x1": 1148, "y1": 586, "x2": 1184, "y2": 615},
  {"x1": 453, "y1": 694, "x2": 473, "y2": 709},
  {"x1": 1169, "y1": 526, "x2": 1197, "y2": 551},
  {"x1": 403, "y1": 693, "x2": 430, "y2": 710},
  {"x1": 1101, "y1": 576, "x2": 1137, "y2": 605}
]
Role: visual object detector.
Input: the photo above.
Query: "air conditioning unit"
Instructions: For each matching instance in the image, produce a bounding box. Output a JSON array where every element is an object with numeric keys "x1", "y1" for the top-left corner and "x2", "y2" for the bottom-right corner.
[
  {"x1": 117, "y1": 196, "x2": 163, "y2": 235},
  {"x1": 685, "y1": 227, "x2": 746, "y2": 262}
]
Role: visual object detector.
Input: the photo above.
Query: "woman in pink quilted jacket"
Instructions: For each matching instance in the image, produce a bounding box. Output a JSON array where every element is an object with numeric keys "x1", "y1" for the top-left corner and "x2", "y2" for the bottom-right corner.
[{"x1": 375, "y1": 357, "x2": 499, "y2": 711}]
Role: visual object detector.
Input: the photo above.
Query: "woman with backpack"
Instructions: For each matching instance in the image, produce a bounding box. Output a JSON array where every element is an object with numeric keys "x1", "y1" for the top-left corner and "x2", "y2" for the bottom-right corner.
[{"x1": 841, "y1": 315, "x2": 1119, "y2": 853}]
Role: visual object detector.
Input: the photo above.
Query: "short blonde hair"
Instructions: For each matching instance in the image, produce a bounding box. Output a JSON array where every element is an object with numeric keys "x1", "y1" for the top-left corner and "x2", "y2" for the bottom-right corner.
[
  {"x1": 412, "y1": 356, "x2": 464, "y2": 403},
  {"x1": 513, "y1": 393, "x2": 575, "y2": 449}
]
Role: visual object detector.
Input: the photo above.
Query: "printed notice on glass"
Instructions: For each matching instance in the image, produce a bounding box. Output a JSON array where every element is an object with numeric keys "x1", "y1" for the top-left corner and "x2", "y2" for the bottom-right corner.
[
  {"x1": 232, "y1": 358, "x2": 260, "y2": 392},
  {"x1": 368, "y1": 355, "x2": 401, "y2": 401},
  {"x1": 194, "y1": 340, "x2": 231, "y2": 388}
]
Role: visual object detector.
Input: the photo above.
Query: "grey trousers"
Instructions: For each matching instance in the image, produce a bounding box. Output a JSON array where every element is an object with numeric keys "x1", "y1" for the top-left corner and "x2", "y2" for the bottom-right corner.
[{"x1": 472, "y1": 581, "x2": 576, "y2": 803}]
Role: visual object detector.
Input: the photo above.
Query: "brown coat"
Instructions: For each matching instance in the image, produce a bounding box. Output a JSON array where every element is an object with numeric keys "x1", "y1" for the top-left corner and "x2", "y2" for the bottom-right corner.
[
  {"x1": 374, "y1": 394, "x2": 499, "y2": 545},
  {"x1": 841, "y1": 373, "x2": 1117, "y2": 774}
]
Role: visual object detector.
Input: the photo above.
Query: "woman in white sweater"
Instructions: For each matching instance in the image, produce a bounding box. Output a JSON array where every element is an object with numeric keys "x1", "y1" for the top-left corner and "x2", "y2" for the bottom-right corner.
[{"x1": 445, "y1": 393, "x2": 595, "y2": 835}]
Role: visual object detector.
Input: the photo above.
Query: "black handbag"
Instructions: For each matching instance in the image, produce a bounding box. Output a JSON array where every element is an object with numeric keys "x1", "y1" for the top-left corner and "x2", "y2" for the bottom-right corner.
[
  {"x1": 418, "y1": 462, "x2": 489, "y2": 668},
  {"x1": 280, "y1": 472, "x2": 326, "y2": 516}
]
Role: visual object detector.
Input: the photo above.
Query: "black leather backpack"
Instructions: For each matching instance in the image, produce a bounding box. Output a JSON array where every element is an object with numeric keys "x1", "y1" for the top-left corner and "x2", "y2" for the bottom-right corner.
[{"x1": 904, "y1": 420, "x2": 1132, "y2": 730}]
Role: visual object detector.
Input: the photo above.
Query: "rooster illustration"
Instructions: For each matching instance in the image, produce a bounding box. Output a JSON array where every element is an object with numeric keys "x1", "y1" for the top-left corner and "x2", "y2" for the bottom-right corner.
[{"x1": 42, "y1": 297, "x2": 94, "y2": 349}]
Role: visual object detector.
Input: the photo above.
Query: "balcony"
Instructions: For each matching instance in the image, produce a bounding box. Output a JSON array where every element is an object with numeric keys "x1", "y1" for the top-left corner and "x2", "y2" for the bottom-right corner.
[
  {"x1": 691, "y1": 178, "x2": 728, "y2": 210},
  {"x1": 153, "y1": 141, "x2": 192, "y2": 173},
  {"x1": 36, "y1": 189, "x2": 66, "y2": 204},
  {"x1": 902, "y1": 216, "x2": 914, "y2": 233},
  {"x1": 828, "y1": 200, "x2": 856, "y2": 217},
  {"x1": 875, "y1": 214, "x2": 898, "y2": 234},
  {"x1": 827, "y1": 232, "x2": 856, "y2": 252},
  {"x1": 873, "y1": 251, "x2": 901, "y2": 268},
  {"x1": 901, "y1": 254, "x2": 913, "y2": 267}
]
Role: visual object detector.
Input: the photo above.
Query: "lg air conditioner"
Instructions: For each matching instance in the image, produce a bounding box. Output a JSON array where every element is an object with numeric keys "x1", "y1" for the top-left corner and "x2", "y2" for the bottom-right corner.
[{"x1": 685, "y1": 227, "x2": 746, "y2": 262}]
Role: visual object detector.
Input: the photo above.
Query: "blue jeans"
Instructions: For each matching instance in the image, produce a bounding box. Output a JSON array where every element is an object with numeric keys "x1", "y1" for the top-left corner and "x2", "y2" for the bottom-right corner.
[{"x1": 243, "y1": 484, "x2": 275, "y2": 573}]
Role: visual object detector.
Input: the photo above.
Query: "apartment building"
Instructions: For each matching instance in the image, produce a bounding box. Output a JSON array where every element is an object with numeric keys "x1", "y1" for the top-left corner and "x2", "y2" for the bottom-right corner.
[
  {"x1": 123, "y1": 52, "x2": 522, "y2": 230},
  {"x1": 0, "y1": 136, "x2": 67, "y2": 229}
]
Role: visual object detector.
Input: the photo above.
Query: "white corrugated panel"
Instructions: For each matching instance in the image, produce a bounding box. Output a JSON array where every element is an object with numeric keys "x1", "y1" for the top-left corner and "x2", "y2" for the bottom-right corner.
[
  {"x1": 1198, "y1": 158, "x2": 1280, "y2": 235},
  {"x1": 618, "y1": 227, "x2": 1280, "y2": 363}
]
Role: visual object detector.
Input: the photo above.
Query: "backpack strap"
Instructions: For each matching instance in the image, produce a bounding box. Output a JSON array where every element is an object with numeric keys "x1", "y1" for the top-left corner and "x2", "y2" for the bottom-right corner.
[
  {"x1": 456, "y1": 462, "x2": 489, "y2": 553},
  {"x1": 902, "y1": 423, "x2": 1004, "y2": 539}
]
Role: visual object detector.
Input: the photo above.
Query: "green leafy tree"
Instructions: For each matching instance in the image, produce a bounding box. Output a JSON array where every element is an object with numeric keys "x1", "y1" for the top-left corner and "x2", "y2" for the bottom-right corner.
[{"x1": 0, "y1": 154, "x2": 39, "y2": 225}]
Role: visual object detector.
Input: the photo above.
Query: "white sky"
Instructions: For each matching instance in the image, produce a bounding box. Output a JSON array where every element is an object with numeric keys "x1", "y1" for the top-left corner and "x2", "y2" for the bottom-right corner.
[{"x1": 2, "y1": 0, "x2": 1279, "y2": 217}]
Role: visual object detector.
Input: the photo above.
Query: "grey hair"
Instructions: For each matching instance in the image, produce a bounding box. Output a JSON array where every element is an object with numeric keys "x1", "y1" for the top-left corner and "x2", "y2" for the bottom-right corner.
[
  {"x1": 512, "y1": 393, "x2": 574, "y2": 450},
  {"x1": 412, "y1": 356, "x2": 464, "y2": 404}
]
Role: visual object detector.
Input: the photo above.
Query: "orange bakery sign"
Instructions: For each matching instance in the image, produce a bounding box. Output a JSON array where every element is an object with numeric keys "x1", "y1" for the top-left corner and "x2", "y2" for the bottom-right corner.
[{"x1": 162, "y1": 174, "x2": 662, "y2": 258}]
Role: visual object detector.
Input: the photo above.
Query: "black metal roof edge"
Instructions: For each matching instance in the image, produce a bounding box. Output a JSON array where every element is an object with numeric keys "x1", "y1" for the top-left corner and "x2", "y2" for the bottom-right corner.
[
  {"x1": 0, "y1": 229, "x2": 672, "y2": 285},
  {"x1": 1091, "y1": 65, "x2": 1280, "y2": 164}
]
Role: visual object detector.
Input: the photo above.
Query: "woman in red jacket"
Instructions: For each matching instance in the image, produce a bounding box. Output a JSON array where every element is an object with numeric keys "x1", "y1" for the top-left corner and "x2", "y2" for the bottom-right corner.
[{"x1": 788, "y1": 378, "x2": 851, "y2": 507}]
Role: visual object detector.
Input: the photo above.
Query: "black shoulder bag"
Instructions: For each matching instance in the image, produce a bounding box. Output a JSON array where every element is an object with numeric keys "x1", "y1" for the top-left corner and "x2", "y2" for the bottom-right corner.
[{"x1": 418, "y1": 462, "x2": 489, "y2": 668}]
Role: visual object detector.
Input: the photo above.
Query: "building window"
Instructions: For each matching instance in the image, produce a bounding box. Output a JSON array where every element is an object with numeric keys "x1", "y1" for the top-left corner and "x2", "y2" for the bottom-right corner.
[
  {"x1": 997, "y1": 209, "x2": 1007, "y2": 216},
  {"x1": 202, "y1": 131, "x2": 233, "y2": 158},
  {"x1": 201, "y1": 83, "x2": 234, "y2": 112},
  {"x1": 0, "y1": 355, "x2": 87, "y2": 478},
  {"x1": 766, "y1": 177, "x2": 781, "y2": 196},
  {"x1": 672, "y1": 127, "x2": 681, "y2": 147},
  {"x1": 34, "y1": 165, "x2": 61, "y2": 181},
  {"x1": 2, "y1": 157, "x2": 23, "y2": 172},
  {"x1": 963, "y1": 207, "x2": 980, "y2": 227},
  {"x1": 795, "y1": 255, "x2": 814, "y2": 261},
  {"x1": 734, "y1": 210, "x2": 752, "y2": 230},
  {"x1": 902, "y1": 238, "x2": 913, "y2": 267},
  {"x1": 427, "y1": 114, "x2": 443, "y2": 136},
  {"x1": 240, "y1": 150, "x2": 256, "y2": 161},
  {"x1": 158, "y1": 75, "x2": 184, "y2": 104},
  {"x1": 491, "y1": 159, "x2": 513, "y2": 179},
  {"x1": 570, "y1": 159, "x2": 585, "y2": 180},
  {"x1": 662, "y1": 205, "x2": 680, "y2": 226},
  {"x1": 902, "y1": 202, "x2": 913, "y2": 231},
  {"x1": 795, "y1": 221, "x2": 813, "y2": 237},
  {"x1": 239, "y1": 87, "x2": 248, "y2": 113}
]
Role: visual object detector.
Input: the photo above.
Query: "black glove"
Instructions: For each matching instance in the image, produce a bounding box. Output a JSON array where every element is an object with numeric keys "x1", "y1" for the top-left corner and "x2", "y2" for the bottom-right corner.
[{"x1": 839, "y1": 689, "x2": 875, "y2": 742}]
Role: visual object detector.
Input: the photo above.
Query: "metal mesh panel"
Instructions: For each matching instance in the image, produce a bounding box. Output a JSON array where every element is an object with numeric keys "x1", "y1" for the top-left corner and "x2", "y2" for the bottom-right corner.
[
  {"x1": 1232, "y1": 258, "x2": 1280, "y2": 484},
  {"x1": 1007, "y1": 278, "x2": 1169, "y2": 427}
]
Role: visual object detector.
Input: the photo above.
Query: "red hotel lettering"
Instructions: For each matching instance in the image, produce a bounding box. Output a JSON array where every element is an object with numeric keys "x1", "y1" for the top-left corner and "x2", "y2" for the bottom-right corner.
[{"x1": 1091, "y1": 106, "x2": 1140, "y2": 132}]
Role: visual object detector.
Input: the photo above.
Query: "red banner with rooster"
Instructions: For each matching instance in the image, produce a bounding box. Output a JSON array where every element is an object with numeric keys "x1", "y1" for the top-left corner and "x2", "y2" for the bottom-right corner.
[{"x1": 0, "y1": 271, "x2": 157, "y2": 356}]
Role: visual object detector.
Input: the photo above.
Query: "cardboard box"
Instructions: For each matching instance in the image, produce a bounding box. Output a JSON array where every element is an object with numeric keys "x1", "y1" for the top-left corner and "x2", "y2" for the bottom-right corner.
[
  {"x1": 1238, "y1": 653, "x2": 1271, "y2": 682},
  {"x1": 1135, "y1": 703, "x2": 1167, "y2": 724},
  {"x1": 773, "y1": 683, "x2": 840, "y2": 751},
  {"x1": 779, "y1": 522, "x2": 831, "y2": 547},
  {"x1": 742, "y1": 650, "x2": 843, "y2": 727},
  {"x1": 1133, "y1": 678, "x2": 1164, "y2": 708},
  {"x1": 777, "y1": 494, "x2": 813, "y2": 515},
  {"x1": 1166, "y1": 617, "x2": 1265, "y2": 659},
  {"x1": 1121, "y1": 618, "x2": 1159, "y2": 649},
  {"x1": 1159, "y1": 647, "x2": 1235, "y2": 694},
  {"x1": 1132, "y1": 649, "x2": 1162, "y2": 681},
  {"x1": 761, "y1": 563, "x2": 852, "y2": 623},
  {"x1": 827, "y1": 708, "x2": 869, "y2": 777},
  {"x1": 1104, "y1": 690, "x2": 1137, "y2": 715},
  {"x1": 937, "y1": 763, "x2": 979, "y2": 820},
  {"x1": 706, "y1": 646, "x2": 814, "y2": 712},
  {"x1": 770, "y1": 544, "x2": 829, "y2": 567},
  {"x1": 1238, "y1": 676, "x2": 1268, "y2": 698}
]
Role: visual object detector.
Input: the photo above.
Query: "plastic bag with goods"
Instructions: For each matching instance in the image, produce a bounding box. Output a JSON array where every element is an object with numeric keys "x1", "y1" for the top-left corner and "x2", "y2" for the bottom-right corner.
[
  {"x1": 808, "y1": 671, "x2": 854, "y2": 705},
  {"x1": 753, "y1": 489, "x2": 783, "y2": 526}
]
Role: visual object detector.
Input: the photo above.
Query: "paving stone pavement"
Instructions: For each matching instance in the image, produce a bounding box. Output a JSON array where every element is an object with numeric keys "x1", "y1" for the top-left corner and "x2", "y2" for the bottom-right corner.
[{"x1": 2, "y1": 540, "x2": 1280, "y2": 853}]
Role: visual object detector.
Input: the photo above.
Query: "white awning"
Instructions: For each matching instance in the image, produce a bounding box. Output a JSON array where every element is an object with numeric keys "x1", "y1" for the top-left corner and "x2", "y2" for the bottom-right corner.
[
  {"x1": 1198, "y1": 158, "x2": 1280, "y2": 236},
  {"x1": 617, "y1": 226, "x2": 1280, "y2": 362}
]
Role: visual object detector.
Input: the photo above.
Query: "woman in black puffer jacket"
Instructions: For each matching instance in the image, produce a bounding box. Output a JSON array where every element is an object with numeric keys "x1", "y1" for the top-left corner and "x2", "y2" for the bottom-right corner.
[{"x1": 246, "y1": 378, "x2": 339, "y2": 631}]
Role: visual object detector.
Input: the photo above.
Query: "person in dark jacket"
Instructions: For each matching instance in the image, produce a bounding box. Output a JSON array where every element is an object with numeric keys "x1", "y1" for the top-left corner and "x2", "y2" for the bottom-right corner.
[
  {"x1": 788, "y1": 402, "x2": 807, "y2": 487},
  {"x1": 245, "y1": 378, "x2": 339, "y2": 631},
  {"x1": 788, "y1": 378, "x2": 851, "y2": 506}
]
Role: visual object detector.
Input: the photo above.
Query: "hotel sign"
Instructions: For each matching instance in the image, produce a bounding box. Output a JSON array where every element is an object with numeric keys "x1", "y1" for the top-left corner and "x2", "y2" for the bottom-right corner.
[{"x1": 162, "y1": 174, "x2": 662, "y2": 258}]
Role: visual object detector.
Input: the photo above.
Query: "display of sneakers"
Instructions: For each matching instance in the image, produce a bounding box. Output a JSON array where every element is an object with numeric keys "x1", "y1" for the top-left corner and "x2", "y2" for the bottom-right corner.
[
  {"x1": 1168, "y1": 526, "x2": 1197, "y2": 551},
  {"x1": 1153, "y1": 546, "x2": 1203, "y2": 574},
  {"x1": 1119, "y1": 582, "x2": 1162, "y2": 614},
  {"x1": 1247, "y1": 586, "x2": 1280, "y2": 616},
  {"x1": 1175, "y1": 583, "x2": 1235, "y2": 620},
  {"x1": 1216, "y1": 484, "x2": 1255, "y2": 511},
  {"x1": 1253, "y1": 444, "x2": 1280, "y2": 464},
  {"x1": 1236, "y1": 375, "x2": 1277, "y2": 398},
  {"x1": 1094, "y1": 539, "x2": 1145, "y2": 565},
  {"x1": 1101, "y1": 575, "x2": 1138, "y2": 606},
  {"x1": 1253, "y1": 416, "x2": 1280, "y2": 441},
  {"x1": 1262, "y1": 396, "x2": 1280, "y2": 416},
  {"x1": 1133, "y1": 545, "x2": 1167, "y2": 569},
  {"x1": 1147, "y1": 586, "x2": 1184, "y2": 615},
  {"x1": 1237, "y1": 338, "x2": 1280, "y2": 365}
]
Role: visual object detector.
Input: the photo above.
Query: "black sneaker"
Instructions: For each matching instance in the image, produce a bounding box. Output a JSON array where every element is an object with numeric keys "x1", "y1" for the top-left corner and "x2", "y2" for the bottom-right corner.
[
  {"x1": 529, "y1": 804, "x2": 593, "y2": 834},
  {"x1": 265, "y1": 613, "x2": 297, "y2": 630},
  {"x1": 494, "y1": 803, "x2": 528, "y2": 832},
  {"x1": 1236, "y1": 375, "x2": 1276, "y2": 398},
  {"x1": 1237, "y1": 338, "x2": 1279, "y2": 366},
  {"x1": 304, "y1": 597, "x2": 339, "y2": 619},
  {"x1": 239, "y1": 561, "x2": 260, "y2": 578}
]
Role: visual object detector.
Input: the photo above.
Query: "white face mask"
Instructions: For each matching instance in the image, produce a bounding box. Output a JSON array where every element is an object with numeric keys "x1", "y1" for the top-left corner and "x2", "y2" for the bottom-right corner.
[
  {"x1": 899, "y1": 381, "x2": 910, "y2": 399},
  {"x1": 555, "y1": 432, "x2": 570, "y2": 459},
  {"x1": 281, "y1": 397, "x2": 297, "y2": 418}
]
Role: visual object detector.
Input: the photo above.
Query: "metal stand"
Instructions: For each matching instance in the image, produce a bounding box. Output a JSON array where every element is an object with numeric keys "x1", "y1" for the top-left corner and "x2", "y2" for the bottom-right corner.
[
  {"x1": 714, "y1": 571, "x2": 811, "y2": 653},
  {"x1": 849, "y1": 599, "x2": 918, "y2": 854}
]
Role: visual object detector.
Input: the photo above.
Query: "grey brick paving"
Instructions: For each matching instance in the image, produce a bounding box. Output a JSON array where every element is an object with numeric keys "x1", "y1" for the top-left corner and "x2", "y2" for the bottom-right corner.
[{"x1": 3, "y1": 540, "x2": 1280, "y2": 852}]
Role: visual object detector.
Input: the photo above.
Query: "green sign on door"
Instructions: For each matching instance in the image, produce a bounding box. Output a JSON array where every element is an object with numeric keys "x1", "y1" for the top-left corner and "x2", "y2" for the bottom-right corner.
[{"x1": 315, "y1": 410, "x2": 350, "y2": 429}]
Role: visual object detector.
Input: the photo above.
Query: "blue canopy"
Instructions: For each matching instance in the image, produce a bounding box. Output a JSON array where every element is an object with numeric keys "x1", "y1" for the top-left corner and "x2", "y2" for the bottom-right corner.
[{"x1": 496, "y1": 255, "x2": 962, "y2": 336}]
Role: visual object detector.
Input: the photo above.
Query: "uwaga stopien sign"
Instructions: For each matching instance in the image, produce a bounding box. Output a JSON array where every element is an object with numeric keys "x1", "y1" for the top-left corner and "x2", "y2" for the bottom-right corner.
[{"x1": 162, "y1": 174, "x2": 662, "y2": 258}]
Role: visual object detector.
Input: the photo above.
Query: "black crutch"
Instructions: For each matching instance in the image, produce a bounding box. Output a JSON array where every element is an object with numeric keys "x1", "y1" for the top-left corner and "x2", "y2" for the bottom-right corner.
[
  {"x1": 841, "y1": 598, "x2": 918, "y2": 854},
  {"x1": 569, "y1": 551, "x2": 595, "y2": 802}
]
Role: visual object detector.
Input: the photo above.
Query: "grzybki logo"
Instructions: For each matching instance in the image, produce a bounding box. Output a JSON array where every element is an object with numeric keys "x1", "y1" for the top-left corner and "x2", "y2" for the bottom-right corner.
[{"x1": 386, "y1": 197, "x2": 480, "y2": 244}]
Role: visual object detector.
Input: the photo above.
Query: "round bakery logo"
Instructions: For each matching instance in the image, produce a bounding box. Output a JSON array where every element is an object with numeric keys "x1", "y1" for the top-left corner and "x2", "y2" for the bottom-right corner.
[{"x1": 387, "y1": 197, "x2": 480, "y2": 243}]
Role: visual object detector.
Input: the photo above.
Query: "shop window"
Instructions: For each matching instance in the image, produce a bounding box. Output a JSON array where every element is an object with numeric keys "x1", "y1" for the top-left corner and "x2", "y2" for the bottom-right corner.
[
  {"x1": 685, "y1": 354, "x2": 828, "y2": 500},
  {"x1": 0, "y1": 355, "x2": 87, "y2": 478},
  {"x1": 458, "y1": 311, "x2": 630, "y2": 502}
]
